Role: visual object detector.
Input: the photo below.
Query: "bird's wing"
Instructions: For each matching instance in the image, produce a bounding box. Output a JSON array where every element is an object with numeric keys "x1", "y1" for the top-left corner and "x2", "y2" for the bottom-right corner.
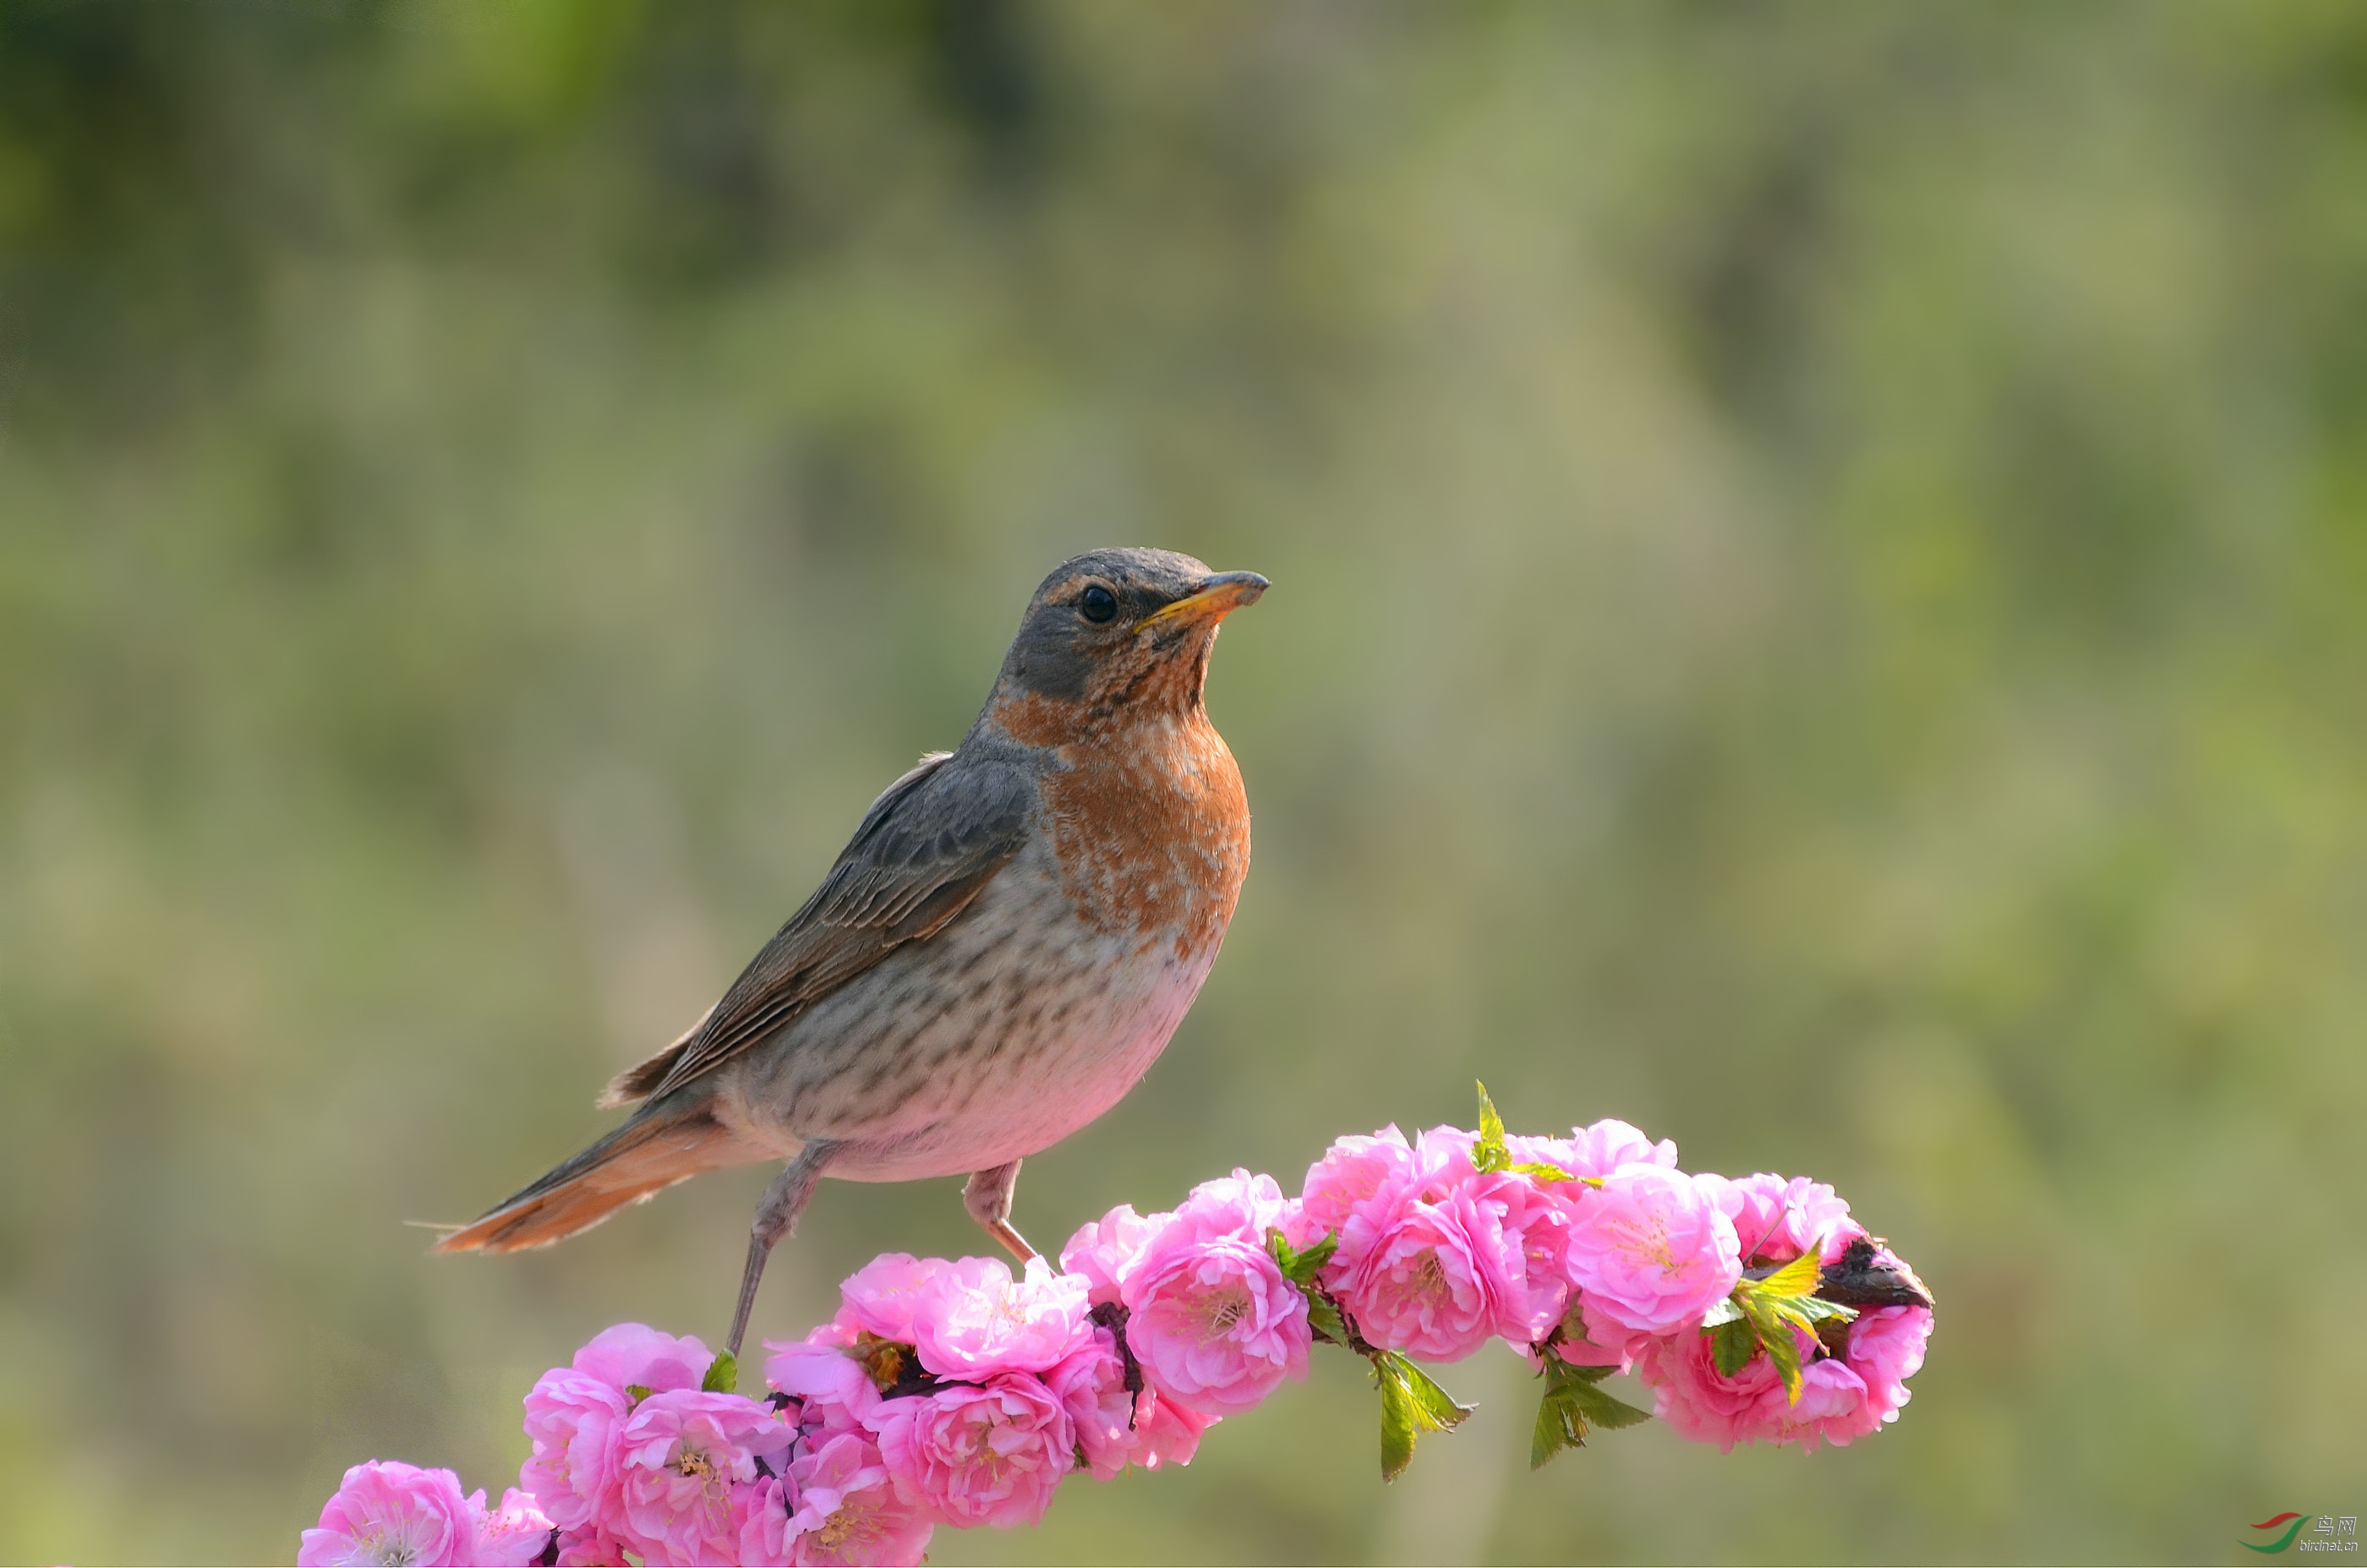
[{"x1": 606, "y1": 749, "x2": 1036, "y2": 1106}]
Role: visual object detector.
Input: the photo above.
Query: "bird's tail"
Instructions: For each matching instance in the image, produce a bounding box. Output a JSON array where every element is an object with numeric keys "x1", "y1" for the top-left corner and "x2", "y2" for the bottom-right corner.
[{"x1": 431, "y1": 1096, "x2": 753, "y2": 1254}]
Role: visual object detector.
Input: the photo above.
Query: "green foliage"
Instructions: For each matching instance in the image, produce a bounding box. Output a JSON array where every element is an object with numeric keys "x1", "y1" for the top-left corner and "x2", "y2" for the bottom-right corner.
[
  {"x1": 1473, "y1": 1081, "x2": 1511, "y2": 1172},
  {"x1": 701, "y1": 1350, "x2": 738, "y2": 1396},
  {"x1": 1474, "y1": 1081, "x2": 1586, "y2": 1184},
  {"x1": 1718, "y1": 1252, "x2": 1859, "y2": 1403},
  {"x1": 1265, "y1": 1227, "x2": 1337, "y2": 1287},
  {"x1": 1531, "y1": 1357, "x2": 1653, "y2": 1471},
  {"x1": 1372, "y1": 1352, "x2": 1473, "y2": 1483}
]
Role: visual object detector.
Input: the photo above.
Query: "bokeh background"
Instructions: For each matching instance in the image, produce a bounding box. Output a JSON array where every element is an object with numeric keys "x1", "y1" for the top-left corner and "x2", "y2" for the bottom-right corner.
[{"x1": 4, "y1": 2, "x2": 2364, "y2": 1562}]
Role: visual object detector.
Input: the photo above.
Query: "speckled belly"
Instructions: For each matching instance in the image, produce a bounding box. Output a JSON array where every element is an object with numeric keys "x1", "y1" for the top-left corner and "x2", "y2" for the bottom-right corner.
[{"x1": 708, "y1": 833, "x2": 1219, "y2": 1181}]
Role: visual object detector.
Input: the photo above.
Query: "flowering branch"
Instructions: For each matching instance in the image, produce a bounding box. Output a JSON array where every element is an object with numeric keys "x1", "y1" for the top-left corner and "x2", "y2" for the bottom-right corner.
[{"x1": 303, "y1": 1088, "x2": 1934, "y2": 1567}]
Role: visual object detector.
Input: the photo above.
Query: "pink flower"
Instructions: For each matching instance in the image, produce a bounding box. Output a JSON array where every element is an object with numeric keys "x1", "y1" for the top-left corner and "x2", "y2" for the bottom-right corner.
[
  {"x1": 834, "y1": 1254, "x2": 947, "y2": 1347},
  {"x1": 554, "y1": 1526, "x2": 631, "y2": 1566},
  {"x1": 1337, "y1": 1191, "x2": 1501, "y2": 1360},
  {"x1": 1550, "y1": 1296, "x2": 1654, "y2": 1374},
  {"x1": 572, "y1": 1322, "x2": 716, "y2": 1396},
  {"x1": 764, "y1": 1326, "x2": 881, "y2": 1434},
  {"x1": 789, "y1": 1430, "x2": 935, "y2": 1566},
  {"x1": 1123, "y1": 1223, "x2": 1311, "y2": 1416},
  {"x1": 610, "y1": 1388, "x2": 790, "y2": 1565},
  {"x1": 864, "y1": 1373, "x2": 1075, "y2": 1529},
  {"x1": 1468, "y1": 1170, "x2": 1576, "y2": 1342},
  {"x1": 1060, "y1": 1205, "x2": 1167, "y2": 1307},
  {"x1": 1636, "y1": 1325, "x2": 1868, "y2": 1452},
  {"x1": 1129, "y1": 1385, "x2": 1217, "y2": 1468},
  {"x1": 1814, "y1": 1304, "x2": 1933, "y2": 1445},
  {"x1": 1173, "y1": 1168, "x2": 1300, "y2": 1245},
  {"x1": 909, "y1": 1254, "x2": 1094, "y2": 1379},
  {"x1": 1564, "y1": 1164, "x2": 1741, "y2": 1333},
  {"x1": 299, "y1": 1460, "x2": 480, "y2": 1568},
  {"x1": 475, "y1": 1489, "x2": 555, "y2": 1567},
  {"x1": 520, "y1": 1371, "x2": 631, "y2": 1533},
  {"x1": 1708, "y1": 1172, "x2": 1865, "y2": 1266},
  {"x1": 1045, "y1": 1328, "x2": 1138, "y2": 1480},
  {"x1": 734, "y1": 1476, "x2": 800, "y2": 1568},
  {"x1": 1515, "y1": 1119, "x2": 1680, "y2": 1181},
  {"x1": 1293, "y1": 1127, "x2": 1419, "y2": 1258}
]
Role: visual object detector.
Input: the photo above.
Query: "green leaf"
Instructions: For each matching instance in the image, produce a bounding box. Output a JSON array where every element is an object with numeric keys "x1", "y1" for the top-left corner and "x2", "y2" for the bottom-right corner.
[
  {"x1": 1306, "y1": 1296, "x2": 1348, "y2": 1346},
  {"x1": 1562, "y1": 1376, "x2": 1652, "y2": 1431},
  {"x1": 1510, "y1": 1161, "x2": 1584, "y2": 1185},
  {"x1": 1529, "y1": 1353, "x2": 1648, "y2": 1469},
  {"x1": 1753, "y1": 1248, "x2": 1824, "y2": 1303},
  {"x1": 1789, "y1": 1296, "x2": 1858, "y2": 1325},
  {"x1": 1473, "y1": 1081, "x2": 1511, "y2": 1173},
  {"x1": 1373, "y1": 1352, "x2": 1471, "y2": 1482},
  {"x1": 1375, "y1": 1358, "x2": 1419, "y2": 1482},
  {"x1": 1709, "y1": 1315, "x2": 1758, "y2": 1377},
  {"x1": 1532, "y1": 1383, "x2": 1582, "y2": 1469},
  {"x1": 1699, "y1": 1296, "x2": 1744, "y2": 1327},
  {"x1": 702, "y1": 1350, "x2": 738, "y2": 1395},
  {"x1": 1741, "y1": 1296, "x2": 1806, "y2": 1403},
  {"x1": 624, "y1": 1383, "x2": 653, "y2": 1406},
  {"x1": 1395, "y1": 1352, "x2": 1475, "y2": 1433},
  {"x1": 1265, "y1": 1226, "x2": 1339, "y2": 1287}
]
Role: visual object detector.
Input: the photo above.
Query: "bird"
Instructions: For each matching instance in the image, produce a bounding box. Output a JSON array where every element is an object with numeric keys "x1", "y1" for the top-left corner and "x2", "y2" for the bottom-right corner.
[{"x1": 434, "y1": 548, "x2": 1267, "y2": 1358}]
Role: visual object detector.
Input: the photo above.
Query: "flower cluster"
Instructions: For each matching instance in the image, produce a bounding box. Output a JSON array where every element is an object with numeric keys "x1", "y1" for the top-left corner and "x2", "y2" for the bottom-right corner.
[{"x1": 307, "y1": 1096, "x2": 1931, "y2": 1566}]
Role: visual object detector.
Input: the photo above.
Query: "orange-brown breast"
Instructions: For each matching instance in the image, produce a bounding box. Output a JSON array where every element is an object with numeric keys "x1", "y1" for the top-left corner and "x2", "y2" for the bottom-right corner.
[
  {"x1": 986, "y1": 619, "x2": 1250, "y2": 959},
  {"x1": 1022, "y1": 708, "x2": 1250, "y2": 962}
]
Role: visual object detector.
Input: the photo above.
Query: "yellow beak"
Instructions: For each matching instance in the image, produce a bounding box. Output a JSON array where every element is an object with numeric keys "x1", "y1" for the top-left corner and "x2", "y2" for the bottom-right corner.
[{"x1": 1136, "y1": 571, "x2": 1270, "y2": 634}]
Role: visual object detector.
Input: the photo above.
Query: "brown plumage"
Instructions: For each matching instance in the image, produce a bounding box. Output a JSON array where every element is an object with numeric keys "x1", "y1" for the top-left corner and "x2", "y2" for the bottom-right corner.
[{"x1": 434, "y1": 549, "x2": 1267, "y2": 1355}]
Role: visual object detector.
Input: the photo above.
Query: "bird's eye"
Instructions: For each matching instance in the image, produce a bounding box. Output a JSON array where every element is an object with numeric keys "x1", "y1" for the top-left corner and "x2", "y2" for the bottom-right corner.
[{"x1": 1078, "y1": 584, "x2": 1118, "y2": 623}]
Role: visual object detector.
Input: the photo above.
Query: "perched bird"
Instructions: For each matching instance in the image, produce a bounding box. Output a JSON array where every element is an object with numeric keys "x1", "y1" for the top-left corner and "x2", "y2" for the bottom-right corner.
[{"x1": 435, "y1": 548, "x2": 1266, "y2": 1356}]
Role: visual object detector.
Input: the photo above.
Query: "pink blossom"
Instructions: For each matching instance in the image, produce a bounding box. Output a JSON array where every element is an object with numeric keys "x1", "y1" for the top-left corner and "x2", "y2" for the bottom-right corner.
[
  {"x1": 1814, "y1": 1304, "x2": 1933, "y2": 1445},
  {"x1": 1515, "y1": 1119, "x2": 1680, "y2": 1181},
  {"x1": 1468, "y1": 1170, "x2": 1576, "y2": 1341},
  {"x1": 1337, "y1": 1191, "x2": 1501, "y2": 1360},
  {"x1": 734, "y1": 1476, "x2": 800, "y2": 1568},
  {"x1": 1564, "y1": 1164, "x2": 1741, "y2": 1333},
  {"x1": 1708, "y1": 1172, "x2": 1865, "y2": 1266},
  {"x1": 520, "y1": 1371, "x2": 631, "y2": 1533},
  {"x1": 864, "y1": 1372, "x2": 1076, "y2": 1529},
  {"x1": 790, "y1": 1430, "x2": 935, "y2": 1566},
  {"x1": 1636, "y1": 1325, "x2": 1868, "y2": 1452},
  {"x1": 299, "y1": 1460, "x2": 480, "y2": 1568},
  {"x1": 610, "y1": 1388, "x2": 789, "y2": 1565},
  {"x1": 909, "y1": 1254, "x2": 1094, "y2": 1379},
  {"x1": 1045, "y1": 1328, "x2": 1138, "y2": 1480},
  {"x1": 1551, "y1": 1296, "x2": 1654, "y2": 1374},
  {"x1": 1059, "y1": 1205, "x2": 1167, "y2": 1307},
  {"x1": 1123, "y1": 1225, "x2": 1311, "y2": 1416},
  {"x1": 1129, "y1": 1385, "x2": 1217, "y2": 1468},
  {"x1": 1173, "y1": 1168, "x2": 1300, "y2": 1246},
  {"x1": 572, "y1": 1322, "x2": 716, "y2": 1396},
  {"x1": 834, "y1": 1254, "x2": 947, "y2": 1347},
  {"x1": 553, "y1": 1525, "x2": 631, "y2": 1566},
  {"x1": 764, "y1": 1326, "x2": 881, "y2": 1434},
  {"x1": 1292, "y1": 1126, "x2": 1419, "y2": 1257},
  {"x1": 474, "y1": 1489, "x2": 555, "y2": 1567}
]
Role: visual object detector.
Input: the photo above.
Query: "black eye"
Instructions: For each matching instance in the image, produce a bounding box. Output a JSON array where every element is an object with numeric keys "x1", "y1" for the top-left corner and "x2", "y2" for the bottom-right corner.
[{"x1": 1078, "y1": 584, "x2": 1118, "y2": 623}]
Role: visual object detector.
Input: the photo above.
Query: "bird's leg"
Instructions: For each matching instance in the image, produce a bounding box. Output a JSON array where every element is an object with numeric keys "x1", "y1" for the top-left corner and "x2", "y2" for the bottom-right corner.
[
  {"x1": 962, "y1": 1160, "x2": 1038, "y2": 1265},
  {"x1": 727, "y1": 1142, "x2": 835, "y2": 1359}
]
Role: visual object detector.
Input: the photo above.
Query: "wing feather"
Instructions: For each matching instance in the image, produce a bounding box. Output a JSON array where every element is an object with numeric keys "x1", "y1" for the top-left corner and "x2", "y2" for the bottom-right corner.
[{"x1": 625, "y1": 750, "x2": 1035, "y2": 1103}]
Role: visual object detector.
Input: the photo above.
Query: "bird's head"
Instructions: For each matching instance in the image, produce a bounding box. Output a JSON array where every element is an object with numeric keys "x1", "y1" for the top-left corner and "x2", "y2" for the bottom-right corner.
[{"x1": 987, "y1": 548, "x2": 1267, "y2": 736}]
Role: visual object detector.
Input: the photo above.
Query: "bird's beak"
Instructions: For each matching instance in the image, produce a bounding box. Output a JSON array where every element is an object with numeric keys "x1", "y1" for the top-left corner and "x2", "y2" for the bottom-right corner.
[{"x1": 1137, "y1": 571, "x2": 1270, "y2": 634}]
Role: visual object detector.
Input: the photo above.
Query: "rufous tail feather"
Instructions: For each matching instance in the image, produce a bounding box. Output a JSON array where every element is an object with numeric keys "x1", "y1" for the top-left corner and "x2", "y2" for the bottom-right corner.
[{"x1": 431, "y1": 1100, "x2": 746, "y2": 1254}]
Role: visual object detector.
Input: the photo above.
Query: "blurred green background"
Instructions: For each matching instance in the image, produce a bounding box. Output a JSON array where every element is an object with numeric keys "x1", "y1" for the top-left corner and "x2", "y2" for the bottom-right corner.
[{"x1": 3, "y1": 2, "x2": 2364, "y2": 1562}]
